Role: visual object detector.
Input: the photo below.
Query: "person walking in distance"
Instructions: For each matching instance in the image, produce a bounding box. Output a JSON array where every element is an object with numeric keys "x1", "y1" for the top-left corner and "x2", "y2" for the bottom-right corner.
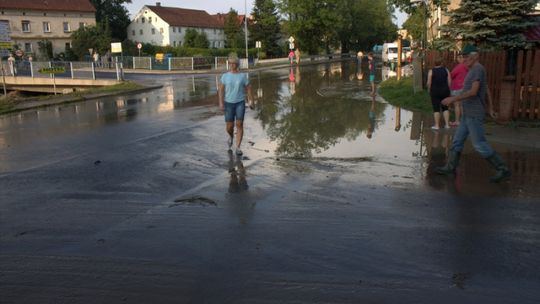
[
  {"x1": 435, "y1": 45, "x2": 510, "y2": 183},
  {"x1": 219, "y1": 55, "x2": 253, "y2": 156},
  {"x1": 7, "y1": 53, "x2": 16, "y2": 76},
  {"x1": 288, "y1": 50, "x2": 295, "y2": 65},
  {"x1": 449, "y1": 54, "x2": 468, "y2": 126},
  {"x1": 427, "y1": 57, "x2": 451, "y2": 130},
  {"x1": 368, "y1": 52, "x2": 376, "y2": 96}
]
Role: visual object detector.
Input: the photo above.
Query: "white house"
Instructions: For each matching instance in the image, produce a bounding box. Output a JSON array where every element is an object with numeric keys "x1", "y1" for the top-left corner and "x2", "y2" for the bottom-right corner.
[
  {"x1": 0, "y1": 0, "x2": 96, "y2": 56},
  {"x1": 127, "y1": 2, "x2": 226, "y2": 48}
]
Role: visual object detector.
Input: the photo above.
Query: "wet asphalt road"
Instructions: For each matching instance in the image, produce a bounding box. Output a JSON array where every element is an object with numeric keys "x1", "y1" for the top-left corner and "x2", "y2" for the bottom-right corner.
[{"x1": 1, "y1": 61, "x2": 540, "y2": 303}]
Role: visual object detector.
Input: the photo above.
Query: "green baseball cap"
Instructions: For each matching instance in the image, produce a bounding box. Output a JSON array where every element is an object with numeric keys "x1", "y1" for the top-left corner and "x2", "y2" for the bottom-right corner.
[{"x1": 461, "y1": 44, "x2": 479, "y2": 55}]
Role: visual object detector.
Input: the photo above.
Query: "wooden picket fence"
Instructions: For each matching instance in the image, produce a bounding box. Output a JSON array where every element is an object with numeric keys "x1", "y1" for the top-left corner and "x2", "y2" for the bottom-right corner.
[
  {"x1": 513, "y1": 49, "x2": 540, "y2": 120},
  {"x1": 426, "y1": 48, "x2": 540, "y2": 121}
]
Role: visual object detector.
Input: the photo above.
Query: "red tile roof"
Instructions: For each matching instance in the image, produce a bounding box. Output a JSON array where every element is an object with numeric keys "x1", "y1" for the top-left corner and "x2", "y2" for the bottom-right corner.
[
  {"x1": 0, "y1": 0, "x2": 95, "y2": 12},
  {"x1": 147, "y1": 5, "x2": 223, "y2": 28},
  {"x1": 212, "y1": 13, "x2": 246, "y2": 27}
]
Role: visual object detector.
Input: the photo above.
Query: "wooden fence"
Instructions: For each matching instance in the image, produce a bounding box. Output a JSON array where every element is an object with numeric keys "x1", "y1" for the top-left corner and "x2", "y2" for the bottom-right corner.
[
  {"x1": 426, "y1": 48, "x2": 540, "y2": 121},
  {"x1": 514, "y1": 49, "x2": 540, "y2": 120}
]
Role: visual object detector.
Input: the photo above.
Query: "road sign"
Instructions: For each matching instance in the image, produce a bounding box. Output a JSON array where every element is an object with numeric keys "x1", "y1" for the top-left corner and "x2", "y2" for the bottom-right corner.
[
  {"x1": 289, "y1": 43, "x2": 294, "y2": 50},
  {"x1": 38, "y1": 67, "x2": 66, "y2": 74},
  {"x1": 111, "y1": 42, "x2": 122, "y2": 53},
  {"x1": 256, "y1": 41, "x2": 261, "y2": 48},
  {"x1": 137, "y1": 43, "x2": 142, "y2": 49},
  {"x1": 0, "y1": 42, "x2": 11, "y2": 48},
  {"x1": 288, "y1": 36, "x2": 295, "y2": 43}
]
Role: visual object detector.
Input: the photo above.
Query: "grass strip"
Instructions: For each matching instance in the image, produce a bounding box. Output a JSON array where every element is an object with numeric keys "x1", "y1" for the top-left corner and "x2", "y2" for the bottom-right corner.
[{"x1": 379, "y1": 76, "x2": 432, "y2": 113}]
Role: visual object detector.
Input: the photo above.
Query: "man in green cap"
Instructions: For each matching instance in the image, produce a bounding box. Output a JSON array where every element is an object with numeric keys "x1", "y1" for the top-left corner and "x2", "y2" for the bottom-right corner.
[{"x1": 435, "y1": 44, "x2": 511, "y2": 183}]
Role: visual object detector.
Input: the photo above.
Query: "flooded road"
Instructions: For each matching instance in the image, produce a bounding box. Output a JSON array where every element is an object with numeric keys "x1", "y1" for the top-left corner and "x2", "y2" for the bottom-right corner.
[
  {"x1": 1, "y1": 60, "x2": 540, "y2": 303},
  {"x1": 1, "y1": 60, "x2": 538, "y2": 198}
]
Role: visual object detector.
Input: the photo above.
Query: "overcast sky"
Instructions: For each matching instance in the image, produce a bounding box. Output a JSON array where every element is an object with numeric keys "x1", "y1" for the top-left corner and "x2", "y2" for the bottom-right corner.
[
  {"x1": 125, "y1": 0, "x2": 255, "y2": 16},
  {"x1": 125, "y1": 0, "x2": 407, "y2": 27}
]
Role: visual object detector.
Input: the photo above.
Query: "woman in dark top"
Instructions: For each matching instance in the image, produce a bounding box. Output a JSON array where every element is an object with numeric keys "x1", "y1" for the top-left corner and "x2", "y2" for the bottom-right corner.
[{"x1": 427, "y1": 57, "x2": 452, "y2": 130}]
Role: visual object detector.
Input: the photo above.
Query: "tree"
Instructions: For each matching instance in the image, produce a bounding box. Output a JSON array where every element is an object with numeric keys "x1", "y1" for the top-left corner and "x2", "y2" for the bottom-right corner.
[
  {"x1": 279, "y1": 1, "x2": 335, "y2": 54},
  {"x1": 250, "y1": 0, "x2": 282, "y2": 57},
  {"x1": 402, "y1": 6, "x2": 426, "y2": 45},
  {"x1": 194, "y1": 32, "x2": 210, "y2": 48},
  {"x1": 224, "y1": 9, "x2": 245, "y2": 49},
  {"x1": 278, "y1": 0, "x2": 397, "y2": 54},
  {"x1": 37, "y1": 40, "x2": 53, "y2": 60},
  {"x1": 337, "y1": 0, "x2": 397, "y2": 53},
  {"x1": 182, "y1": 29, "x2": 210, "y2": 48},
  {"x1": 71, "y1": 23, "x2": 112, "y2": 60},
  {"x1": 184, "y1": 29, "x2": 199, "y2": 47},
  {"x1": 90, "y1": 0, "x2": 131, "y2": 41},
  {"x1": 442, "y1": 0, "x2": 538, "y2": 49},
  {"x1": 387, "y1": 0, "x2": 450, "y2": 13}
]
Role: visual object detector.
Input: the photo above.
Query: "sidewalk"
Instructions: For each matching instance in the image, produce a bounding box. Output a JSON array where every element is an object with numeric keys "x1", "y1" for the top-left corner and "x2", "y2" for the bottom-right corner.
[{"x1": 485, "y1": 123, "x2": 540, "y2": 149}]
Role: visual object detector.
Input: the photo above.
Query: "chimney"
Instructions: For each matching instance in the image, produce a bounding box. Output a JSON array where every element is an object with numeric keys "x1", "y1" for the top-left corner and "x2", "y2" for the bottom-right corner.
[{"x1": 156, "y1": 2, "x2": 161, "y2": 6}]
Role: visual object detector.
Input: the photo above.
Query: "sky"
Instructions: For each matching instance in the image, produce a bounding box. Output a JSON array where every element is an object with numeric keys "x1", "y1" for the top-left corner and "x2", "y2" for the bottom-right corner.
[{"x1": 125, "y1": 0, "x2": 407, "y2": 27}]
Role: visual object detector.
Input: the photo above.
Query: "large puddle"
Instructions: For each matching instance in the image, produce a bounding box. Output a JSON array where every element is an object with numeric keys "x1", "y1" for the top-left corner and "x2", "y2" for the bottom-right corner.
[{"x1": 1, "y1": 60, "x2": 539, "y2": 198}]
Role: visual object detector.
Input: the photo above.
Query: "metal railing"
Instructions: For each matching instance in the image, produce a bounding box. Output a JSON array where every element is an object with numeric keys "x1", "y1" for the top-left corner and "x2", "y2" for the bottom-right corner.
[{"x1": 0, "y1": 53, "x2": 355, "y2": 79}]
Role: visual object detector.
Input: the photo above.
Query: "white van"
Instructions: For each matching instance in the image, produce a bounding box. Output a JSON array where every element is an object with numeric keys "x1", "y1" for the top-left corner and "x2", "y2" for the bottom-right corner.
[{"x1": 382, "y1": 42, "x2": 398, "y2": 63}]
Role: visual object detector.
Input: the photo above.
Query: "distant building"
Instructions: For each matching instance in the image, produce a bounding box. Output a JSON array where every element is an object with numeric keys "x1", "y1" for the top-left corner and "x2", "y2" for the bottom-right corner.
[
  {"x1": 212, "y1": 12, "x2": 247, "y2": 28},
  {"x1": 0, "y1": 0, "x2": 96, "y2": 56},
  {"x1": 426, "y1": 0, "x2": 460, "y2": 42},
  {"x1": 127, "y1": 2, "x2": 226, "y2": 48}
]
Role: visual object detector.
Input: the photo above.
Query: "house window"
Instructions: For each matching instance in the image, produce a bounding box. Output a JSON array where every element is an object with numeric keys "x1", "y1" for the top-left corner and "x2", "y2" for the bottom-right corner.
[
  {"x1": 140, "y1": 29, "x2": 143, "y2": 35},
  {"x1": 160, "y1": 28, "x2": 163, "y2": 34},
  {"x1": 24, "y1": 42, "x2": 32, "y2": 53},
  {"x1": 63, "y1": 22, "x2": 70, "y2": 33},
  {"x1": 149, "y1": 17, "x2": 152, "y2": 23},
  {"x1": 178, "y1": 27, "x2": 181, "y2": 33},
  {"x1": 65, "y1": 42, "x2": 71, "y2": 50},
  {"x1": 172, "y1": 27, "x2": 176, "y2": 33},
  {"x1": 142, "y1": 17, "x2": 145, "y2": 23},
  {"x1": 43, "y1": 22, "x2": 50, "y2": 33},
  {"x1": 132, "y1": 30, "x2": 135, "y2": 36},
  {"x1": 152, "y1": 28, "x2": 155, "y2": 35},
  {"x1": 173, "y1": 41, "x2": 176, "y2": 47},
  {"x1": 214, "y1": 29, "x2": 216, "y2": 34},
  {"x1": 21, "y1": 20, "x2": 30, "y2": 32},
  {"x1": 79, "y1": 22, "x2": 85, "y2": 29}
]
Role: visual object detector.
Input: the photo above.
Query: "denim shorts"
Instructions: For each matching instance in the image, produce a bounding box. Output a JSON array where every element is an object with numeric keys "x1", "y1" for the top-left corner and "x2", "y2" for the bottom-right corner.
[{"x1": 224, "y1": 101, "x2": 246, "y2": 122}]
